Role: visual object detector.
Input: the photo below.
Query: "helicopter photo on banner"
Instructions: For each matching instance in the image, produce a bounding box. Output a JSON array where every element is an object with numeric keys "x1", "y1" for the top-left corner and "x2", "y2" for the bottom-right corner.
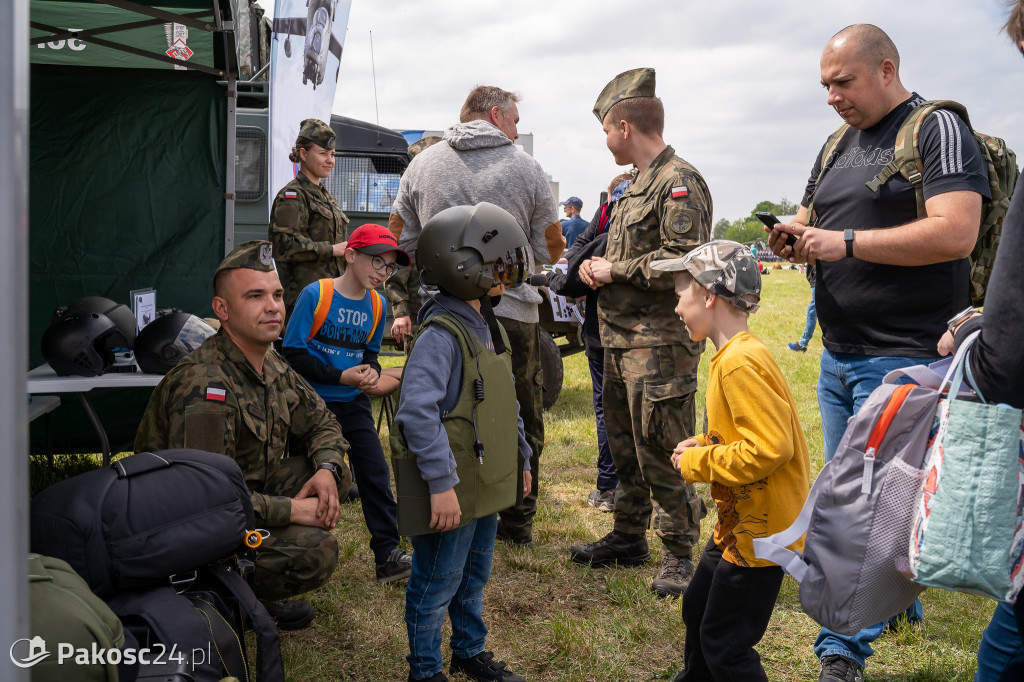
[{"x1": 268, "y1": 0, "x2": 353, "y2": 207}]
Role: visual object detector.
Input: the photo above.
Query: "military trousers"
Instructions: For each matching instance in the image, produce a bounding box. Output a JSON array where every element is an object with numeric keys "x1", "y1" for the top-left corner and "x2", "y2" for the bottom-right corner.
[
  {"x1": 603, "y1": 344, "x2": 706, "y2": 558},
  {"x1": 252, "y1": 456, "x2": 343, "y2": 600},
  {"x1": 496, "y1": 317, "x2": 543, "y2": 537}
]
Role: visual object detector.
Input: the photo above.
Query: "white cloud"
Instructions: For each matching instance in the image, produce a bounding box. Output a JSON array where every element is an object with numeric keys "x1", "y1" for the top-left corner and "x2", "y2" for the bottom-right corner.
[{"x1": 280, "y1": 0, "x2": 1024, "y2": 222}]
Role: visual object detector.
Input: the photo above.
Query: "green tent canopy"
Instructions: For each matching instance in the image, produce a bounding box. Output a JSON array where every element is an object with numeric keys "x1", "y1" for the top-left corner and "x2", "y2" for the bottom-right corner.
[{"x1": 29, "y1": 0, "x2": 268, "y2": 452}]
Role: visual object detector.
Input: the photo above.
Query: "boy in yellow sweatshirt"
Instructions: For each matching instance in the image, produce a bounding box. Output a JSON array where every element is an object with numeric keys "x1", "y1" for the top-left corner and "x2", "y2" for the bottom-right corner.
[{"x1": 651, "y1": 240, "x2": 809, "y2": 682}]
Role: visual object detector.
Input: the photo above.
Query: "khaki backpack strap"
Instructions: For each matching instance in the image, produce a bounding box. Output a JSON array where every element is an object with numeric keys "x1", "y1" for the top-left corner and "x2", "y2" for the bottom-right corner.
[
  {"x1": 806, "y1": 123, "x2": 849, "y2": 226},
  {"x1": 866, "y1": 100, "x2": 971, "y2": 219},
  {"x1": 307, "y1": 278, "x2": 335, "y2": 343}
]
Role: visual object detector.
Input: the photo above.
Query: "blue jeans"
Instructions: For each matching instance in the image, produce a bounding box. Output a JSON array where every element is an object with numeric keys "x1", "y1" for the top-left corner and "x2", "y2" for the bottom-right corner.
[
  {"x1": 588, "y1": 354, "x2": 618, "y2": 491},
  {"x1": 814, "y1": 601, "x2": 923, "y2": 669},
  {"x1": 817, "y1": 349, "x2": 937, "y2": 463},
  {"x1": 814, "y1": 349, "x2": 935, "y2": 667},
  {"x1": 406, "y1": 514, "x2": 497, "y2": 680},
  {"x1": 975, "y1": 602, "x2": 1024, "y2": 681},
  {"x1": 799, "y1": 287, "x2": 817, "y2": 347}
]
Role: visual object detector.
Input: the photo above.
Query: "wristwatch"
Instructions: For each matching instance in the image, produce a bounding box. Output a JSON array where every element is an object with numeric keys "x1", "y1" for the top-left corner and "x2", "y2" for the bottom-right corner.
[
  {"x1": 317, "y1": 462, "x2": 341, "y2": 483},
  {"x1": 844, "y1": 229, "x2": 855, "y2": 258},
  {"x1": 946, "y1": 306, "x2": 979, "y2": 334}
]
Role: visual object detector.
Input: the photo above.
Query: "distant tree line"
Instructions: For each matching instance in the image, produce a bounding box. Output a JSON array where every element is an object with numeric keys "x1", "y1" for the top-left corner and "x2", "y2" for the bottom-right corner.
[{"x1": 712, "y1": 198, "x2": 799, "y2": 245}]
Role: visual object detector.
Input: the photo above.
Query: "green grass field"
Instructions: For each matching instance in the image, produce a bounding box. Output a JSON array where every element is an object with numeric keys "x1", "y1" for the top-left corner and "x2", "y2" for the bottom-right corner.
[{"x1": 33, "y1": 268, "x2": 995, "y2": 681}]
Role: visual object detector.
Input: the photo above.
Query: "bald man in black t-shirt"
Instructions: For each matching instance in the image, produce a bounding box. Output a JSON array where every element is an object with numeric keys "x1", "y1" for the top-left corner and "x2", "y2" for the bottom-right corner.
[{"x1": 766, "y1": 23, "x2": 989, "y2": 682}]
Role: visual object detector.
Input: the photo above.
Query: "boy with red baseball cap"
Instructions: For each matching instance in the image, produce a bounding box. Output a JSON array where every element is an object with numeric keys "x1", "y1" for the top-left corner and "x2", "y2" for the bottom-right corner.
[{"x1": 282, "y1": 224, "x2": 413, "y2": 583}]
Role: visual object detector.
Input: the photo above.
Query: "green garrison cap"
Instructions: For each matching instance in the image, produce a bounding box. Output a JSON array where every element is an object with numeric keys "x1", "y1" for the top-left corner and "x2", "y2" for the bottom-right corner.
[
  {"x1": 593, "y1": 67, "x2": 657, "y2": 122},
  {"x1": 216, "y1": 240, "x2": 276, "y2": 275},
  {"x1": 651, "y1": 240, "x2": 762, "y2": 313},
  {"x1": 298, "y1": 118, "x2": 336, "y2": 150}
]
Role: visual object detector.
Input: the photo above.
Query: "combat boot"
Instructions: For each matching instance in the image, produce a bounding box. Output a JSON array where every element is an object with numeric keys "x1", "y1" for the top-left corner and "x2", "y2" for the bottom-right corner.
[
  {"x1": 650, "y1": 554, "x2": 694, "y2": 599},
  {"x1": 569, "y1": 530, "x2": 649, "y2": 567},
  {"x1": 260, "y1": 598, "x2": 315, "y2": 630}
]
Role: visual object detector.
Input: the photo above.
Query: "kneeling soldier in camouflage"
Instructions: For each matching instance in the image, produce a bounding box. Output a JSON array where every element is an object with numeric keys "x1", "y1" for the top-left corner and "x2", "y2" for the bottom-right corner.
[{"x1": 135, "y1": 240, "x2": 352, "y2": 630}]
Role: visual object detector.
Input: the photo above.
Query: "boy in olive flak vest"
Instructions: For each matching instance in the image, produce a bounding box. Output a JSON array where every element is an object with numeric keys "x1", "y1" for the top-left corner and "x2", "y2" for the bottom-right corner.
[
  {"x1": 652, "y1": 241, "x2": 810, "y2": 682},
  {"x1": 392, "y1": 203, "x2": 533, "y2": 682}
]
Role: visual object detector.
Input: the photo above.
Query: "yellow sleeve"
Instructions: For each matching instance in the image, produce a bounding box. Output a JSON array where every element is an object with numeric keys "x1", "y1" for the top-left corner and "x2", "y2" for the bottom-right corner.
[{"x1": 677, "y1": 365, "x2": 797, "y2": 486}]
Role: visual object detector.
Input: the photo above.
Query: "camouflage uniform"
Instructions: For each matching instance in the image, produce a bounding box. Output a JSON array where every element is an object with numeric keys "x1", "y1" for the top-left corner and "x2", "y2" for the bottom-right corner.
[
  {"x1": 495, "y1": 316, "x2": 543, "y2": 536},
  {"x1": 135, "y1": 243, "x2": 352, "y2": 601},
  {"x1": 268, "y1": 119, "x2": 349, "y2": 314},
  {"x1": 383, "y1": 254, "x2": 423, "y2": 352},
  {"x1": 593, "y1": 71, "x2": 711, "y2": 559}
]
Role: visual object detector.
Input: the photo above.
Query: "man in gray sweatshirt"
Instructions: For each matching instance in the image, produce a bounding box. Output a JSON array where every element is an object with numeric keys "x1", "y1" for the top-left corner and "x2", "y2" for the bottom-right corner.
[{"x1": 389, "y1": 85, "x2": 564, "y2": 545}]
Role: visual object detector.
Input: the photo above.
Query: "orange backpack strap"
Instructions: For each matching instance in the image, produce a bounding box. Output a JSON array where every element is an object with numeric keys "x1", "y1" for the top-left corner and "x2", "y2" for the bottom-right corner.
[
  {"x1": 308, "y1": 279, "x2": 335, "y2": 343},
  {"x1": 367, "y1": 289, "x2": 384, "y2": 341}
]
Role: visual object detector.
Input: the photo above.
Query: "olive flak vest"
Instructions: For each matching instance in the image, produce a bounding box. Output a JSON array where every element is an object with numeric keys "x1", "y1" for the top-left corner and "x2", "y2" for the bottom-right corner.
[{"x1": 390, "y1": 313, "x2": 521, "y2": 536}]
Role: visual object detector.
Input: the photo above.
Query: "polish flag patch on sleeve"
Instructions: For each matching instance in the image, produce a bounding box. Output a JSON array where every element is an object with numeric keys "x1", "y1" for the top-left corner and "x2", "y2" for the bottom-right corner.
[
  {"x1": 671, "y1": 186, "x2": 688, "y2": 198},
  {"x1": 206, "y1": 387, "x2": 227, "y2": 402},
  {"x1": 284, "y1": 191, "x2": 298, "y2": 200}
]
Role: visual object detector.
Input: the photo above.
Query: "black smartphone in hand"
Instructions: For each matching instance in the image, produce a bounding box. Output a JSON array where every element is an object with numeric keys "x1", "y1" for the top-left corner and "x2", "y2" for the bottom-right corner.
[{"x1": 755, "y1": 211, "x2": 797, "y2": 247}]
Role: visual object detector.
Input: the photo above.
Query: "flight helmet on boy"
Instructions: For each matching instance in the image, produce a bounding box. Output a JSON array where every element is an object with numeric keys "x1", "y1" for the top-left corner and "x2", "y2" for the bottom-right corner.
[{"x1": 416, "y1": 202, "x2": 529, "y2": 300}]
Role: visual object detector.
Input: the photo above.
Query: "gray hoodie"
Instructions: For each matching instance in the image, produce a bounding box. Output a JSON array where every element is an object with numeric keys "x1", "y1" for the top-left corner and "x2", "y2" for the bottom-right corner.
[
  {"x1": 393, "y1": 292, "x2": 531, "y2": 494},
  {"x1": 391, "y1": 119, "x2": 562, "y2": 323}
]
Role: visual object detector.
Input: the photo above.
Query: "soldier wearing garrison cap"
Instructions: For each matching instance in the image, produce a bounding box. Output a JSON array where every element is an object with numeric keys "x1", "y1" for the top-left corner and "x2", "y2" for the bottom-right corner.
[
  {"x1": 269, "y1": 118, "x2": 350, "y2": 316},
  {"x1": 570, "y1": 67, "x2": 712, "y2": 602},
  {"x1": 136, "y1": 239, "x2": 353, "y2": 631}
]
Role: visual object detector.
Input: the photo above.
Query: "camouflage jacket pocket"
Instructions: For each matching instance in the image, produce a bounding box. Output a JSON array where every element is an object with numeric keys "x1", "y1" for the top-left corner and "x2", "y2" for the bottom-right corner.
[
  {"x1": 239, "y1": 402, "x2": 269, "y2": 445},
  {"x1": 184, "y1": 404, "x2": 233, "y2": 455},
  {"x1": 311, "y1": 200, "x2": 335, "y2": 221},
  {"x1": 620, "y1": 198, "x2": 654, "y2": 227},
  {"x1": 641, "y1": 375, "x2": 697, "y2": 451}
]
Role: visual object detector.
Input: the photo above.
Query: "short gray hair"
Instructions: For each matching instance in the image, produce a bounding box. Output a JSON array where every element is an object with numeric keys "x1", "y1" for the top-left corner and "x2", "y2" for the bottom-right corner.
[{"x1": 460, "y1": 85, "x2": 520, "y2": 123}]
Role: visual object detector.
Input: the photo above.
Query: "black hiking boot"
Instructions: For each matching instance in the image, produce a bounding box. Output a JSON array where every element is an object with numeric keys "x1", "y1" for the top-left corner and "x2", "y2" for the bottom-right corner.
[
  {"x1": 260, "y1": 598, "x2": 315, "y2": 631},
  {"x1": 495, "y1": 520, "x2": 532, "y2": 547},
  {"x1": 569, "y1": 530, "x2": 649, "y2": 567}
]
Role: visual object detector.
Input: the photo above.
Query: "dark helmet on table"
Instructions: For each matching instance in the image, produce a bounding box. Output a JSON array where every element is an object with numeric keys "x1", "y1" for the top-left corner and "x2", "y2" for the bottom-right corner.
[
  {"x1": 41, "y1": 312, "x2": 129, "y2": 377},
  {"x1": 134, "y1": 312, "x2": 217, "y2": 374},
  {"x1": 65, "y1": 296, "x2": 138, "y2": 348},
  {"x1": 416, "y1": 202, "x2": 529, "y2": 301}
]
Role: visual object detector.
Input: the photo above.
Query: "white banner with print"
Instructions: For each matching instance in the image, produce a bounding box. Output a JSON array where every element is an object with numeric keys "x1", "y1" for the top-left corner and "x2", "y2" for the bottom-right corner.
[{"x1": 268, "y1": 0, "x2": 352, "y2": 217}]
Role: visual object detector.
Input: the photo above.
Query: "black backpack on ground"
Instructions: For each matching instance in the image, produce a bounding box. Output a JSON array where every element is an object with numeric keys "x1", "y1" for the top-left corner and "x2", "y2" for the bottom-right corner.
[
  {"x1": 109, "y1": 563, "x2": 284, "y2": 682},
  {"x1": 30, "y1": 449, "x2": 285, "y2": 681},
  {"x1": 31, "y1": 449, "x2": 255, "y2": 596}
]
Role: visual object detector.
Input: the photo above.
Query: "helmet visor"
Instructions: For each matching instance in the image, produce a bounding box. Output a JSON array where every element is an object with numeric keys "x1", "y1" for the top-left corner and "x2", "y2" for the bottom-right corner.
[{"x1": 490, "y1": 246, "x2": 529, "y2": 289}]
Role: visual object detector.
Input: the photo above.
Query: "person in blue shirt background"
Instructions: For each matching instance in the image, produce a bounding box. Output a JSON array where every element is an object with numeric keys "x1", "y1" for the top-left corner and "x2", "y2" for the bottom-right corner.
[{"x1": 559, "y1": 196, "x2": 588, "y2": 248}]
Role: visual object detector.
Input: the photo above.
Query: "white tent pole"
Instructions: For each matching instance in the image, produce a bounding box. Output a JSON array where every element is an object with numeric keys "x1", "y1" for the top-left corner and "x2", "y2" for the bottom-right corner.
[{"x1": 2, "y1": 0, "x2": 31, "y2": 676}]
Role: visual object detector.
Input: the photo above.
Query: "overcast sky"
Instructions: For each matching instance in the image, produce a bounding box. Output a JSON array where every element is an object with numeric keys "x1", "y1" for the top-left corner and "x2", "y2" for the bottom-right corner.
[{"x1": 284, "y1": 0, "x2": 1024, "y2": 223}]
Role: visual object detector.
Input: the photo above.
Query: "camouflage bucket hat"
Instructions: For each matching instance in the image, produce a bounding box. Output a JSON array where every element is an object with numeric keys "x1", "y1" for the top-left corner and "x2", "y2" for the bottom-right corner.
[
  {"x1": 593, "y1": 67, "x2": 656, "y2": 122},
  {"x1": 298, "y1": 118, "x2": 336, "y2": 150},
  {"x1": 215, "y1": 240, "x2": 277, "y2": 276},
  {"x1": 651, "y1": 240, "x2": 761, "y2": 313}
]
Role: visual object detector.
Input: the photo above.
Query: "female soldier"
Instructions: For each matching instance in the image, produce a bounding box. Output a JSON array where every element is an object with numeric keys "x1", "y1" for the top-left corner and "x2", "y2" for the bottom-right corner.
[{"x1": 269, "y1": 118, "x2": 349, "y2": 316}]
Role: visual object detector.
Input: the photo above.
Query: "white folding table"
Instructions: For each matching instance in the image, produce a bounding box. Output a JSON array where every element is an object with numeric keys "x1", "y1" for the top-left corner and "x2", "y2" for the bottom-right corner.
[{"x1": 27, "y1": 364, "x2": 165, "y2": 465}]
